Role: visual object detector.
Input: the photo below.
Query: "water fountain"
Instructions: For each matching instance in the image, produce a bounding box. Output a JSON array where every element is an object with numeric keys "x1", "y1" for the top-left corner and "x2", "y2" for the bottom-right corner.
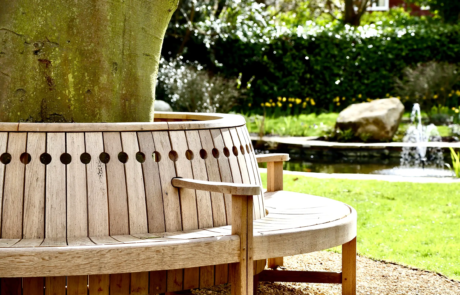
[{"x1": 376, "y1": 103, "x2": 453, "y2": 177}]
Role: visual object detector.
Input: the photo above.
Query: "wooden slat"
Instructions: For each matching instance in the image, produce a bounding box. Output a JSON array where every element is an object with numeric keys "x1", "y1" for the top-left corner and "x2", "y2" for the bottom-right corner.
[
  {"x1": 45, "y1": 277, "x2": 66, "y2": 295},
  {"x1": 185, "y1": 130, "x2": 213, "y2": 229},
  {"x1": 66, "y1": 133, "x2": 88, "y2": 238},
  {"x1": 131, "y1": 272, "x2": 149, "y2": 295},
  {"x1": 46, "y1": 133, "x2": 66, "y2": 239},
  {"x1": 342, "y1": 237, "x2": 357, "y2": 295},
  {"x1": 2, "y1": 132, "x2": 27, "y2": 238},
  {"x1": 23, "y1": 133, "x2": 46, "y2": 239},
  {"x1": 90, "y1": 236, "x2": 120, "y2": 245},
  {"x1": 88, "y1": 275, "x2": 109, "y2": 295},
  {"x1": 255, "y1": 154, "x2": 289, "y2": 163},
  {"x1": 239, "y1": 126, "x2": 265, "y2": 218},
  {"x1": 198, "y1": 130, "x2": 226, "y2": 227},
  {"x1": 85, "y1": 132, "x2": 109, "y2": 237},
  {"x1": 235, "y1": 127, "x2": 260, "y2": 220},
  {"x1": 12, "y1": 238, "x2": 42, "y2": 247},
  {"x1": 0, "y1": 239, "x2": 19, "y2": 247},
  {"x1": 210, "y1": 129, "x2": 233, "y2": 222},
  {"x1": 67, "y1": 276, "x2": 88, "y2": 295},
  {"x1": 167, "y1": 269, "x2": 183, "y2": 292},
  {"x1": 137, "y1": 132, "x2": 165, "y2": 233},
  {"x1": 121, "y1": 132, "x2": 148, "y2": 234},
  {"x1": 169, "y1": 131, "x2": 198, "y2": 231},
  {"x1": 109, "y1": 274, "x2": 130, "y2": 295},
  {"x1": 0, "y1": 133, "x2": 8, "y2": 238},
  {"x1": 0, "y1": 278, "x2": 21, "y2": 295},
  {"x1": 150, "y1": 271, "x2": 167, "y2": 294},
  {"x1": 23, "y1": 277, "x2": 45, "y2": 295},
  {"x1": 215, "y1": 264, "x2": 229, "y2": 285},
  {"x1": 67, "y1": 237, "x2": 95, "y2": 246},
  {"x1": 185, "y1": 130, "x2": 215, "y2": 289},
  {"x1": 152, "y1": 131, "x2": 181, "y2": 232},
  {"x1": 103, "y1": 132, "x2": 129, "y2": 235},
  {"x1": 41, "y1": 237, "x2": 67, "y2": 247}
]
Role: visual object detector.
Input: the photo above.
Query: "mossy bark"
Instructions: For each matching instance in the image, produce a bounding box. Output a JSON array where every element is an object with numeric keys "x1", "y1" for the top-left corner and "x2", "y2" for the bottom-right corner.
[{"x1": 0, "y1": 0, "x2": 178, "y2": 122}]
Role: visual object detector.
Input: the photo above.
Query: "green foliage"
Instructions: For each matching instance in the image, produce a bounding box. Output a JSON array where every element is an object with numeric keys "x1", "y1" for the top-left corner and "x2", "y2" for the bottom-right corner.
[
  {"x1": 446, "y1": 147, "x2": 460, "y2": 178},
  {"x1": 164, "y1": 20, "x2": 460, "y2": 114},
  {"x1": 409, "y1": 0, "x2": 460, "y2": 23},
  {"x1": 245, "y1": 113, "x2": 338, "y2": 137},
  {"x1": 156, "y1": 58, "x2": 240, "y2": 113},
  {"x1": 394, "y1": 61, "x2": 460, "y2": 119},
  {"x1": 260, "y1": 174, "x2": 460, "y2": 280}
]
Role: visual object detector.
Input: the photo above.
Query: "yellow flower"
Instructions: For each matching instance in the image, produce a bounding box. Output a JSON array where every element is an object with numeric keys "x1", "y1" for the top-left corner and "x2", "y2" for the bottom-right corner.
[
  {"x1": 336, "y1": 102, "x2": 340, "y2": 106},
  {"x1": 423, "y1": 96, "x2": 426, "y2": 100},
  {"x1": 283, "y1": 97, "x2": 286, "y2": 102},
  {"x1": 452, "y1": 107, "x2": 456, "y2": 110},
  {"x1": 433, "y1": 94, "x2": 438, "y2": 99},
  {"x1": 265, "y1": 102, "x2": 271, "y2": 107},
  {"x1": 248, "y1": 103, "x2": 252, "y2": 107},
  {"x1": 406, "y1": 96, "x2": 409, "y2": 99},
  {"x1": 352, "y1": 98, "x2": 356, "y2": 101},
  {"x1": 397, "y1": 96, "x2": 400, "y2": 100},
  {"x1": 302, "y1": 102, "x2": 307, "y2": 108},
  {"x1": 289, "y1": 104, "x2": 293, "y2": 107},
  {"x1": 342, "y1": 97, "x2": 346, "y2": 101},
  {"x1": 367, "y1": 98, "x2": 372, "y2": 102},
  {"x1": 449, "y1": 93, "x2": 453, "y2": 97},
  {"x1": 456, "y1": 90, "x2": 460, "y2": 96},
  {"x1": 271, "y1": 103, "x2": 275, "y2": 107},
  {"x1": 277, "y1": 97, "x2": 281, "y2": 101},
  {"x1": 296, "y1": 98, "x2": 302, "y2": 104},
  {"x1": 269, "y1": 99, "x2": 273, "y2": 102},
  {"x1": 358, "y1": 94, "x2": 362, "y2": 98},
  {"x1": 386, "y1": 93, "x2": 390, "y2": 97},
  {"x1": 277, "y1": 102, "x2": 282, "y2": 107},
  {"x1": 456, "y1": 110, "x2": 460, "y2": 113},
  {"x1": 305, "y1": 97, "x2": 310, "y2": 101},
  {"x1": 311, "y1": 99, "x2": 316, "y2": 106},
  {"x1": 260, "y1": 103, "x2": 264, "y2": 107}
]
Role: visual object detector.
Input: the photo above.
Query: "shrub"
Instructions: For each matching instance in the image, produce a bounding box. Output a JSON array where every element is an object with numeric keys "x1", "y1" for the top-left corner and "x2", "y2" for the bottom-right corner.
[
  {"x1": 394, "y1": 61, "x2": 460, "y2": 121},
  {"x1": 156, "y1": 57, "x2": 240, "y2": 113},
  {"x1": 163, "y1": 21, "x2": 460, "y2": 114}
]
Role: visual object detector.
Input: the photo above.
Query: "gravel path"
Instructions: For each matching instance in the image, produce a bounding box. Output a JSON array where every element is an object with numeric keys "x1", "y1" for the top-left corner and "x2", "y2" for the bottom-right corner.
[{"x1": 192, "y1": 251, "x2": 460, "y2": 295}]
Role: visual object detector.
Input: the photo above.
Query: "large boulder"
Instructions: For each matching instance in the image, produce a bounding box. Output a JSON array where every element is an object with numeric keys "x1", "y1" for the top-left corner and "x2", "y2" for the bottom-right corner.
[{"x1": 336, "y1": 98, "x2": 404, "y2": 141}]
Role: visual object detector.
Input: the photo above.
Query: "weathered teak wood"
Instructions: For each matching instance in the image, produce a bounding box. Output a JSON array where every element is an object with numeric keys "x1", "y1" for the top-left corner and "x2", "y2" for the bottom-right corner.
[
  {"x1": 0, "y1": 113, "x2": 356, "y2": 295},
  {"x1": 342, "y1": 237, "x2": 357, "y2": 295},
  {"x1": 258, "y1": 153, "x2": 290, "y2": 268},
  {"x1": 2, "y1": 132, "x2": 26, "y2": 239},
  {"x1": 199, "y1": 129, "x2": 227, "y2": 227},
  {"x1": 23, "y1": 133, "x2": 46, "y2": 239}
]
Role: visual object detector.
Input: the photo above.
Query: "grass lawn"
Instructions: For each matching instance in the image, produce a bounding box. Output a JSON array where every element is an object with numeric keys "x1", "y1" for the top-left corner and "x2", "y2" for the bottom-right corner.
[
  {"x1": 246, "y1": 113, "x2": 452, "y2": 139},
  {"x1": 261, "y1": 174, "x2": 460, "y2": 280}
]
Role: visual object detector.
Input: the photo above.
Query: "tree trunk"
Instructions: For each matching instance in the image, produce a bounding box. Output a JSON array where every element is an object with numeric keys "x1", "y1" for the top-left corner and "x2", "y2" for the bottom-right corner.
[{"x1": 0, "y1": 0, "x2": 178, "y2": 123}]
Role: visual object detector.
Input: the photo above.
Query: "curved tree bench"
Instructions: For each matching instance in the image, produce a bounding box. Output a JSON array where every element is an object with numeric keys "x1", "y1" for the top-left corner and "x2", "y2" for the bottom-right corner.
[{"x1": 0, "y1": 113, "x2": 356, "y2": 295}]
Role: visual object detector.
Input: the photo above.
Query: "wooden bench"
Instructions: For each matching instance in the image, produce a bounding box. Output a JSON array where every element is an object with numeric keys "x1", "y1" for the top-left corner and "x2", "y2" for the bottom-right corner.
[{"x1": 0, "y1": 112, "x2": 356, "y2": 295}]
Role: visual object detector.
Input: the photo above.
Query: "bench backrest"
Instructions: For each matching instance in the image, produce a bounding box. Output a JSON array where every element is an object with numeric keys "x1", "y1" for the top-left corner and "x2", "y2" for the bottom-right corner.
[{"x1": 0, "y1": 126, "x2": 264, "y2": 239}]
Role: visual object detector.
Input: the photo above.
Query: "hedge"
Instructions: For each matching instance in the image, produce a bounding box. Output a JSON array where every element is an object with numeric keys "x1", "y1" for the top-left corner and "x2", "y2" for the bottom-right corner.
[{"x1": 161, "y1": 22, "x2": 460, "y2": 114}]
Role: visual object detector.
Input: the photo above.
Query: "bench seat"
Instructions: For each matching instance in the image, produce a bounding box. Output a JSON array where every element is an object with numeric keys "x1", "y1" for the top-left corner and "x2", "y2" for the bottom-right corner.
[{"x1": 0, "y1": 191, "x2": 356, "y2": 278}]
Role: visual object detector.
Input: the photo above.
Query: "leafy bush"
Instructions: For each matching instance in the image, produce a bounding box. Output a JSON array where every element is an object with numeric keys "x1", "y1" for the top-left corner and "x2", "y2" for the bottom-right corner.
[
  {"x1": 163, "y1": 20, "x2": 460, "y2": 114},
  {"x1": 156, "y1": 57, "x2": 240, "y2": 113},
  {"x1": 394, "y1": 61, "x2": 460, "y2": 121}
]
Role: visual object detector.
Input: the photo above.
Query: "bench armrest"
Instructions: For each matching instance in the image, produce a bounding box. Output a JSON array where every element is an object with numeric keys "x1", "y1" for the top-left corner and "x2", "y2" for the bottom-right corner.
[
  {"x1": 256, "y1": 154, "x2": 289, "y2": 192},
  {"x1": 255, "y1": 153, "x2": 290, "y2": 163},
  {"x1": 172, "y1": 178, "x2": 260, "y2": 196}
]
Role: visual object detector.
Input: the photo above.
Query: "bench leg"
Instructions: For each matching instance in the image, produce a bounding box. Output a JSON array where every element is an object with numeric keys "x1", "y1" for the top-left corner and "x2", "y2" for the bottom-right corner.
[
  {"x1": 230, "y1": 195, "x2": 253, "y2": 295},
  {"x1": 342, "y1": 237, "x2": 356, "y2": 295}
]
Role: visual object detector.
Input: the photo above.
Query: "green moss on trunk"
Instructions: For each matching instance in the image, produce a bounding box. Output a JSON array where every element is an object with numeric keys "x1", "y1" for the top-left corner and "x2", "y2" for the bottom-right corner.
[{"x1": 0, "y1": 0, "x2": 178, "y2": 122}]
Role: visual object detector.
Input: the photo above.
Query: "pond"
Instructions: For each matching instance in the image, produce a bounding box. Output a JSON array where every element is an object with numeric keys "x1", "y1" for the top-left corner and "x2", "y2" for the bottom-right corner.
[{"x1": 257, "y1": 155, "x2": 454, "y2": 178}]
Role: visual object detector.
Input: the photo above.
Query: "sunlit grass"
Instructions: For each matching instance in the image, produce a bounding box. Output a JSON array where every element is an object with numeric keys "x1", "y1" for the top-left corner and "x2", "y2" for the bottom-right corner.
[{"x1": 261, "y1": 173, "x2": 460, "y2": 280}]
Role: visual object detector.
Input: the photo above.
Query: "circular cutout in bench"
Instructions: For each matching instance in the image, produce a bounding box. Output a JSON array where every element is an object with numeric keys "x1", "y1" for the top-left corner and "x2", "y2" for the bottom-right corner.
[
  {"x1": 136, "y1": 152, "x2": 146, "y2": 163},
  {"x1": 0, "y1": 153, "x2": 12, "y2": 165},
  {"x1": 99, "y1": 152, "x2": 110, "y2": 164},
  {"x1": 60, "y1": 153, "x2": 72, "y2": 165},
  {"x1": 40, "y1": 153, "x2": 52, "y2": 165},
  {"x1": 152, "y1": 151, "x2": 161, "y2": 162},
  {"x1": 20, "y1": 153, "x2": 31, "y2": 164},
  {"x1": 199, "y1": 149, "x2": 207, "y2": 159},
  {"x1": 118, "y1": 152, "x2": 129, "y2": 163},
  {"x1": 80, "y1": 153, "x2": 91, "y2": 164}
]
